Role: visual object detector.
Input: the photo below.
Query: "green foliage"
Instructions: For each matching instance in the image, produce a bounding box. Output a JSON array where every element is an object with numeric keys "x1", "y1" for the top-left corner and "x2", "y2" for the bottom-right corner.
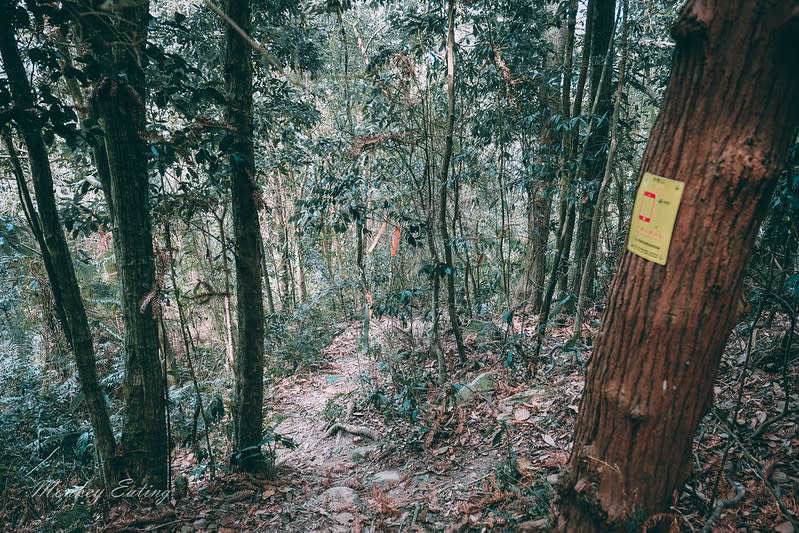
[
  {"x1": 266, "y1": 299, "x2": 340, "y2": 376},
  {"x1": 321, "y1": 391, "x2": 352, "y2": 422},
  {"x1": 0, "y1": 352, "x2": 101, "y2": 529},
  {"x1": 169, "y1": 381, "x2": 227, "y2": 451},
  {"x1": 370, "y1": 347, "x2": 431, "y2": 422},
  {"x1": 47, "y1": 502, "x2": 92, "y2": 533}
]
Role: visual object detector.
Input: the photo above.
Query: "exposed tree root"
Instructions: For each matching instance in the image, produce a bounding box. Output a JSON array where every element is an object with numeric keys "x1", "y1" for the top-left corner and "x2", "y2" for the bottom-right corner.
[{"x1": 323, "y1": 422, "x2": 378, "y2": 441}]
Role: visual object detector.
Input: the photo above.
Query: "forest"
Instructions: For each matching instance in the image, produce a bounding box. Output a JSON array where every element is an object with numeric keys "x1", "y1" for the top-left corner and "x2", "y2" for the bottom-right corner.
[{"x1": 0, "y1": 0, "x2": 797, "y2": 531}]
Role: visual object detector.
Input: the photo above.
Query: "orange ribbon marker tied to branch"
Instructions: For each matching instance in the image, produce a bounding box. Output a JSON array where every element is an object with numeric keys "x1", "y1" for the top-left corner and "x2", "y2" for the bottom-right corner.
[
  {"x1": 627, "y1": 172, "x2": 685, "y2": 266},
  {"x1": 391, "y1": 226, "x2": 401, "y2": 257}
]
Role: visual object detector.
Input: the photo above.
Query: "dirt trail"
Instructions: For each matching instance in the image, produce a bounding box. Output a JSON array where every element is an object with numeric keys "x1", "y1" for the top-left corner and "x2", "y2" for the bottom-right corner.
[
  {"x1": 267, "y1": 320, "x2": 505, "y2": 532},
  {"x1": 268, "y1": 322, "x2": 485, "y2": 532},
  {"x1": 272, "y1": 322, "x2": 381, "y2": 472}
]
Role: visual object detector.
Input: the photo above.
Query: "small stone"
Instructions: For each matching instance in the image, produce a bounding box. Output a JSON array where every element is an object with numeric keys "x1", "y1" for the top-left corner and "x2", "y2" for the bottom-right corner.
[
  {"x1": 372, "y1": 470, "x2": 401, "y2": 486},
  {"x1": 333, "y1": 512, "x2": 355, "y2": 524},
  {"x1": 455, "y1": 373, "x2": 497, "y2": 403},
  {"x1": 350, "y1": 447, "x2": 372, "y2": 463},
  {"x1": 771, "y1": 470, "x2": 789, "y2": 483},
  {"x1": 321, "y1": 486, "x2": 362, "y2": 510},
  {"x1": 193, "y1": 518, "x2": 209, "y2": 529}
]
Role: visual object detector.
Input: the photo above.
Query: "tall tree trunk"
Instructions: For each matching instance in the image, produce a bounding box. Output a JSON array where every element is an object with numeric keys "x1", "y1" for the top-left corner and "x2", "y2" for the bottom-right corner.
[
  {"x1": 75, "y1": 0, "x2": 168, "y2": 488},
  {"x1": 558, "y1": 1, "x2": 799, "y2": 530},
  {"x1": 258, "y1": 215, "x2": 276, "y2": 315},
  {"x1": 516, "y1": 141, "x2": 554, "y2": 314},
  {"x1": 555, "y1": 0, "x2": 595, "y2": 297},
  {"x1": 224, "y1": 0, "x2": 267, "y2": 473},
  {"x1": 538, "y1": 3, "x2": 615, "y2": 354},
  {"x1": 571, "y1": 0, "x2": 616, "y2": 297},
  {"x1": 274, "y1": 172, "x2": 294, "y2": 311},
  {"x1": 3, "y1": 133, "x2": 72, "y2": 346},
  {"x1": 440, "y1": 0, "x2": 466, "y2": 362},
  {"x1": 93, "y1": 77, "x2": 168, "y2": 488},
  {"x1": 356, "y1": 219, "x2": 370, "y2": 350},
  {"x1": 216, "y1": 210, "x2": 237, "y2": 370},
  {"x1": 573, "y1": 0, "x2": 628, "y2": 340},
  {"x1": 0, "y1": 10, "x2": 119, "y2": 491},
  {"x1": 534, "y1": 201, "x2": 576, "y2": 362},
  {"x1": 515, "y1": 2, "x2": 567, "y2": 313}
]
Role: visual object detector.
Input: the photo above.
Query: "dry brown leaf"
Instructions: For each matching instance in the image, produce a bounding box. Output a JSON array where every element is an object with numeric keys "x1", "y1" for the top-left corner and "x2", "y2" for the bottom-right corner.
[
  {"x1": 516, "y1": 457, "x2": 534, "y2": 471},
  {"x1": 513, "y1": 407, "x2": 531, "y2": 421}
]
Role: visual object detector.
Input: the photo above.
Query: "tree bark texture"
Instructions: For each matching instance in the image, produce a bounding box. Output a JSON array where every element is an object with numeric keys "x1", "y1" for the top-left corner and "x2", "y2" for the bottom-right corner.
[
  {"x1": 91, "y1": 77, "x2": 168, "y2": 488},
  {"x1": 559, "y1": 1, "x2": 799, "y2": 531},
  {"x1": 440, "y1": 0, "x2": 466, "y2": 362},
  {"x1": 572, "y1": 0, "x2": 615, "y2": 297},
  {"x1": 72, "y1": 0, "x2": 168, "y2": 488},
  {"x1": 225, "y1": 0, "x2": 267, "y2": 472},
  {"x1": 0, "y1": 12, "x2": 119, "y2": 490}
]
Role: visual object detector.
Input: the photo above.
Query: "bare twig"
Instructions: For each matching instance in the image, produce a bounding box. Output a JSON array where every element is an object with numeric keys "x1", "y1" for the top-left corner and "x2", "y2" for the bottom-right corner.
[{"x1": 700, "y1": 469, "x2": 745, "y2": 533}]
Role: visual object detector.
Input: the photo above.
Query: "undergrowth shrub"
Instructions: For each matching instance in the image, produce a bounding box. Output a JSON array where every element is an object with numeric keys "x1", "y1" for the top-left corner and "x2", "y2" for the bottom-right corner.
[
  {"x1": 266, "y1": 299, "x2": 338, "y2": 377},
  {"x1": 0, "y1": 353, "x2": 99, "y2": 527}
]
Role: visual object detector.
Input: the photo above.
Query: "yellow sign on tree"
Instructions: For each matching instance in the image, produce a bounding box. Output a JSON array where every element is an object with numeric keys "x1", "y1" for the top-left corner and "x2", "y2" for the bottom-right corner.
[{"x1": 627, "y1": 172, "x2": 685, "y2": 265}]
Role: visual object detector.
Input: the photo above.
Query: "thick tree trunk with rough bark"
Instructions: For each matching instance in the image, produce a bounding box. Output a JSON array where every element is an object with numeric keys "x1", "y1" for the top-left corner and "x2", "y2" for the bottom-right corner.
[
  {"x1": 92, "y1": 77, "x2": 168, "y2": 488},
  {"x1": 224, "y1": 0, "x2": 267, "y2": 473},
  {"x1": 74, "y1": 0, "x2": 168, "y2": 489},
  {"x1": 558, "y1": 1, "x2": 799, "y2": 531},
  {"x1": 0, "y1": 13, "x2": 119, "y2": 490}
]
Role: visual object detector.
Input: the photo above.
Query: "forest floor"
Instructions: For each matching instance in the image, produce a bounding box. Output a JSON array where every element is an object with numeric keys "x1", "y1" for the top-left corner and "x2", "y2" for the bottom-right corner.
[{"x1": 11, "y1": 315, "x2": 799, "y2": 532}]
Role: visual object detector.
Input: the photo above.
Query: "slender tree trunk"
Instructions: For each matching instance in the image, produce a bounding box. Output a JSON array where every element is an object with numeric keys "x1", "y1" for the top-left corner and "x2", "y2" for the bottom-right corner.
[
  {"x1": 295, "y1": 237, "x2": 308, "y2": 303},
  {"x1": 515, "y1": 2, "x2": 566, "y2": 313},
  {"x1": 614, "y1": 163, "x2": 627, "y2": 245},
  {"x1": 534, "y1": 201, "x2": 576, "y2": 362},
  {"x1": 259, "y1": 233, "x2": 276, "y2": 315},
  {"x1": 571, "y1": 0, "x2": 616, "y2": 297},
  {"x1": 539, "y1": 6, "x2": 615, "y2": 352},
  {"x1": 556, "y1": 0, "x2": 594, "y2": 297},
  {"x1": 0, "y1": 12, "x2": 120, "y2": 491},
  {"x1": 516, "y1": 157, "x2": 553, "y2": 314},
  {"x1": 573, "y1": 0, "x2": 628, "y2": 339},
  {"x1": 440, "y1": 0, "x2": 466, "y2": 362},
  {"x1": 451, "y1": 168, "x2": 473, "y2": 316},
  {"x1": 216, "y1": 210, "x2": 237, "y2": 370},
  {"x1": 274, "y1": 173, "x2": 293, "y2": 311},
  {"x1": 224, "y1": 0, "x2": 267, "y2": 473},
  {"x1": 531, "y1": 181, "x2": 553, "y2": 312},
  {"x1": 558, "y1": 2, "x2": 799, "y2": 530},
  {"x1": 3, "y1": 134, "x2": 72, "y2": 345},
  {"x1": 356, "y1": 220, "x2": 370, "y2": 349}
]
